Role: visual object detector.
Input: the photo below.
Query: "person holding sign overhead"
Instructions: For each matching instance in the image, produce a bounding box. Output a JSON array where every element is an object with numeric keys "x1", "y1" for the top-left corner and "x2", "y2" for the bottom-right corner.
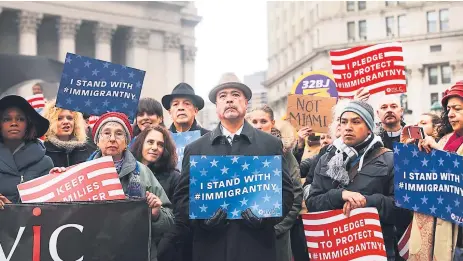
[
  {"x1": 158, "y1": 73, "x2": 294, "y2": 261},
  {"x1": 0, "y1": 95, "x2": 54, "y2": 204},
  {"x1": 306, "y1": 100, "x2": 398, "y2": 260}
]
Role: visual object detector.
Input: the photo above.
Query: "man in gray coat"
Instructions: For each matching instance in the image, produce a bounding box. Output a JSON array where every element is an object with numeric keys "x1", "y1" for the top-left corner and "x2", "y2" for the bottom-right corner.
[{"x1": 158, "y1": 73, "x2": 294, "y2": 261}]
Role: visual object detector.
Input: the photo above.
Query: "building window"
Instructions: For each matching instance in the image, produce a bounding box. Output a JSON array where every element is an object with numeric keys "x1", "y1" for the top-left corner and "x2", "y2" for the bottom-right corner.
[
  {"x1": 347, "y1": 21, "x2": 355, "y2": 41},
  {"x1": 430, "y1": 93, "x2": 439, "y2": 106},
  {"x1": 430, "y1": 45, "x2": 442, "y2": 52},
  {"x1": 428, "y1": 66, "x2": 438, "y2": 85},
  {"x1": 398, "y1": 15, "x2": 406, "y2": 36},
  {"x1": 427, "y1": 11, "x2": 437, "y2": 33},
  {"x1": 441, "y1": 65, "x2": 452, "y2": 84},
  {"x1": 358, "y1": 1, "x2": 366, "y2": 10},
  {"x1": 347, "y1": 1, "x2": 355, "y2": 11},
  {"x1": 359, "y1": 20, "x2": 367, "y2": 39},
  {"x1": 440, "y1": 9, "x2": 449, "y2": 31},
  {"x1": 386, "y1": 1, "x2": 399, "y2": 6},
  {"x1": 386, "y1": 16, "x2": 395, "y2": 36}
]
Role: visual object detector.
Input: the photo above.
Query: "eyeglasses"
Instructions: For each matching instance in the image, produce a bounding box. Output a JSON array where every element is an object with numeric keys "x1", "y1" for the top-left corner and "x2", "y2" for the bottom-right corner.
[{"x1": 99, "y1": 132, "x2": 126, "y2": 140}]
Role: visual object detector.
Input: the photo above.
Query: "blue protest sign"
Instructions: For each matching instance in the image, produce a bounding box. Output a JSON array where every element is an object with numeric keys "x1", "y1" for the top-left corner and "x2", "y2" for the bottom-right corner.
[
  {"x1": 56, "y1": 53, "x2": 145, "y2": 121},
  {"x1": 189, "y1": 155, "x2": 283, "y2": 219},
  {"x1": 171, "y1": 130, "x2": 201, "y2": 171},
  {"x1": 393, "y1": 142, "x2": 463, "y2": 225}
]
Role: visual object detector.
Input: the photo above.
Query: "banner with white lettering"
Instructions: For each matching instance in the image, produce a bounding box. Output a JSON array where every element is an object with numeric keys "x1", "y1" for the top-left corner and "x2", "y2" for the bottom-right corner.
[
  {"x1": 0, "y1": 199, "x2": 149, "y2": 261},
  {"x1": 302, "y1": 208, "x2": 387, "y2": 261},
  {"x1": 56, "y1": 52, "x2": 145, "y2": 122},
  {"x1": 17, "y1": 157, "x2": 126, "y2": 203},
  {"x1": 171, "y1": 130, "x2": 201, "y2": 171},
  {"x1": 393, "y1": 142, "x2": 463, "y2": 225}
]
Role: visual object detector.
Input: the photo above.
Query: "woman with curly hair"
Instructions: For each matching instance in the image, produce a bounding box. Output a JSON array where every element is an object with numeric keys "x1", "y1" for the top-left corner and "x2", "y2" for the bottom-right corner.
[
  {"x1": 42, "y1": 100, "x2": 91, "y2": 167},
  {"x1": 130, "y1": 125, "x2": 180, "y2": 202}
]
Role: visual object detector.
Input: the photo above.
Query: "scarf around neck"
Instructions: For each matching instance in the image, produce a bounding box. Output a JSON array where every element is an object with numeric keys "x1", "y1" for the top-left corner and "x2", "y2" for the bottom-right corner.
[{"x1": 443, "y1": 132, "x2": 463, "y2": 152}]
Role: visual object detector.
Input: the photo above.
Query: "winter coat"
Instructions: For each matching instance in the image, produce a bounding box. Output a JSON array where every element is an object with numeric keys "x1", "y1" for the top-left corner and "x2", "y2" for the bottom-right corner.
[
  {"x1": 88, "y1": 150, "x2": 174, "y2": 261},
  {"x1": 409, "y1": 133, "x2": 460, "y2": 261},
  {"x1": 0, "y1": 140, "x2": 54, "y2": 203},
  {"x1": 306, "y1": 141, "x2": 397, "y2": 259},
  {"x1": 158, "y1": 121, "x2": 294, "y2": 261},
  {"x1": 169, "y1": 119, "x2": 210, "y2": 136},
  {"x1": 148, "y1": 166, "x2": 180, "y2": 203},
  {"x1": 44, "y1": 136, "x2": 91, "y2": 167}
]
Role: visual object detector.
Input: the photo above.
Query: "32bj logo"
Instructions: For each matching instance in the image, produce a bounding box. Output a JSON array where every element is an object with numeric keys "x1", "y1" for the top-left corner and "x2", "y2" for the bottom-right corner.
[{"x1": 0, "y1": 207, "x2": 84, "y2": 261}]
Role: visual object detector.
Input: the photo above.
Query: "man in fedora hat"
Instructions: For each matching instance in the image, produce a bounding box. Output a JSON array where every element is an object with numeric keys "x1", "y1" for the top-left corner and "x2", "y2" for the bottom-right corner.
[
  {"x1": 162, "y1": 82, "x2": 210, "y2": 136},
  {"x1": 158, "y1": 73, "x2": 294, "y2": 261}
]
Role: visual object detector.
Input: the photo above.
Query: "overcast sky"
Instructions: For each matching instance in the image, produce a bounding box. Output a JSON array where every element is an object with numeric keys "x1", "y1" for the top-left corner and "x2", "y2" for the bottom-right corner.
[{"x1": 194, "y1": 1, "x2": 268, "y2": 101}]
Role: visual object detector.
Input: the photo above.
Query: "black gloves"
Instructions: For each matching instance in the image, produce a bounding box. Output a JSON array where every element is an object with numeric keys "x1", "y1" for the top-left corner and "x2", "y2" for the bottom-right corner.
[
  {"x1": 241, "y1": 208, "x2": 264, "y2": 229},
  {"x1": 199, "y1": 207, "x2": 228, "y2": 231}
]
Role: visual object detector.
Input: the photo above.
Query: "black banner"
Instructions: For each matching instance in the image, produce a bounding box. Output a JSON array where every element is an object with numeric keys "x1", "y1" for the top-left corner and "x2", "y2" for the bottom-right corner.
[{"x1": 0, "y1": 199, "x2": 150, "y2": 261}]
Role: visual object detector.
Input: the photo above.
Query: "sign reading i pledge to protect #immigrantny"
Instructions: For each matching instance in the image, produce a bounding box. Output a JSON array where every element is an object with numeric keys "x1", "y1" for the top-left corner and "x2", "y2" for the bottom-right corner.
[
  {"x1": 329, "y1": 42, "x2": 407, "y2": 98},
  {"x1": 189, "y1": 155, "x2": 282, "y2": 219},
  {"x1": 171, "y1": 130, "x2": 201, "y2": 171},
  {"x1": 302, "y1": 208, "x2": 387, "y2": 261},
  {"x1": 393, "y1": 142, "x2": 463, "y2": 225},
  {"x1": 56, "y1": 52, "x2": 146, "y2": 122}
]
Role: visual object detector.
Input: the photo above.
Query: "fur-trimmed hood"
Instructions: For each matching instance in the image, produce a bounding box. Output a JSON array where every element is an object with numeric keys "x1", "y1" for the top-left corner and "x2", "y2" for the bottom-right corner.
[
  {"x1": 45, "y1": 135, "x2": 87, "y2": 153},
  {"x1": 273, "y1": 120, "x2": 297, "y2": 152}
]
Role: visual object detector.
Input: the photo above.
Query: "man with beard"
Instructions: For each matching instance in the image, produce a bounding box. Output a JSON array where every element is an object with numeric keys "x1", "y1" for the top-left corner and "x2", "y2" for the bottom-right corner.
[
  {"x1": 162, "y1": 82, "x2": 209, "y2": 136},
  {"x1": 158, "y1": 73, "x2": 294, "y2": 261},
  {"x1": 375, "y1": 95, "x2": 406, "y2": 150}
]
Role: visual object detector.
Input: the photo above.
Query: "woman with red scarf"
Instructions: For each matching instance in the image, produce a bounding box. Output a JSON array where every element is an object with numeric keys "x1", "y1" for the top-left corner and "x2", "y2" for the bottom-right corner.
[{"x1": 409, "y1": 81, "x2": 463, "y2": 261}]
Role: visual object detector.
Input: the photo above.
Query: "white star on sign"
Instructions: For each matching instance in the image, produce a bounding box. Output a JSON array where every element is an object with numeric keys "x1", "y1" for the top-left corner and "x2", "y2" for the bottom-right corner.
[
  {"x1": 241, "y1": 162, "x2": 249, "y2": 170},
  {"x1": 402, "y1": 159, "x2": 409, "y2": 165},
  {"x1": 263, "y1": 194, "x2": 271, "y2": 202},
  {"x1": 273, "y1": 169, "x2": 281, "y2": 176},
  {"x1": 210, "y1": 159, "x2": 218, "y2": 167},
  {"x1": 240, "y1": 197, "x2": 248, "y2": 206},
  {"x1": 92, "y1": 69, "x2": 99, "y2": 76},
  {"x1": 274, "y1": 155, "x2": 281, "y2": 159},
  {"x1": 64, "y1": 87, "x2": 69, "y2": 93},
  {"x1": 220, "y1": 201, "x2": 230, "y2": 209},
  {"x1": 128, "y1": 71, "x2": 135, "y2": 78},
  {"x1": 412, "y1": 205, "x2": 419, "y2": 211},
  {"x1": 199, "y1": 204, "x2": 208, "y2": 212},
  {"x1": 66, "y1": 98, "x2": 73, "y2": 104},
  {"x1": 411, "y1": 149, "x2": 419, "y2": 157},
  {"x1": 84, "y1": 99, "x2": 92, "y2": 107},
  {"x1": 84, "y1": 60, "x2": 91, "y2": 67},
  {"x1": 455, "y1": 199, "x2": 461, "y2": 207},
  {"x1": 200, "y1": 169, "x2": 208, "y2": 176},
  {"x1": 273, "y1": 201, "x2": 281, "y2": 209},
  {"x1": 190, "y1": 159, "x2": 197, "y2": 167},
  {"x1": 446, "y1": 204, "x2": 452, "y2": 213},
  {"x1": 103, "y1": 100, "x2": 110, "y2": 107},
  {"x1": 189, "y1": 212, "x2": 197, "y2": 219},
  {"x1": 221, "y1": 166, "x2": 229, "y2": 175},
  {"x1": 421, "y1": 195, "x2": 428, "y2": 204},
  {"x1": 393, "y1": 146, "x2": 400, "y2": 155},
  {"x1": 93, "y1": 108, "x2": 100, "y2": 114},
  {"x1": 253, "y1": 156, "x2": 259, "y2": 160},
  {"x1": 437, "y1": 196, "x2": 444, "y2": 204},
  {"x1": 251, "y1": 202, "x2": 259, "y2": 211},
  {"x1": 122, "y1": 102, "x2": 128, "y2": 108},
  {"x1": 421, "y1": 158, "x2": 429, "y2": 167},
  {"x1": 439, "y1": 158, "x2": 445, "y2": 166},
  {"x1": 231, "y1": 209, "x2": 240, "y2": 218},
  {"x1": 446, "y1": 152, "x2": 452, "y2": 157},
  {"x1": 231, "y1": 156, "x2": 239, "y2": 164},
  {"x1": 262, "y1": 160, "x2": 271, "y2": 167},
  {"x1": 454, "y1": 159, "x2": 460, "y2": 168},
  {"x1": 110, "y1": 69, "x2": 117, "y2": 76},
  {"x1": 403, "y1": 194, "x2": 410, "y2": 203},
  {"x1": 103, "y1": 62, "x2": 110, "y2": 68},
  {"x1": 136, "y1": 81, "x2": 142, "y2": 88},
  {"x1": 65, "y1": 57, "x2": 72, "y2": 63},
  {"x1": 431, "y1": 150, "x2": 436, "y2": 157},
  {"x1": 190, "y1": 177, "x2": 197, "y2": 185},
  {"x1": 430, "y1": 205, "x2": 437, "y2": 214},
  {"x1": 201, "y1": 155, "x2": 207, "y2": 159}
]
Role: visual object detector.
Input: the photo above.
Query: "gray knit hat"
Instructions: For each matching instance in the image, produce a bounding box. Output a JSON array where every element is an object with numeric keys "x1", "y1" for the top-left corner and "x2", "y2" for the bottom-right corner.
[{"x1": 340, "y1": 100, "x2": 375, "y2": 131}]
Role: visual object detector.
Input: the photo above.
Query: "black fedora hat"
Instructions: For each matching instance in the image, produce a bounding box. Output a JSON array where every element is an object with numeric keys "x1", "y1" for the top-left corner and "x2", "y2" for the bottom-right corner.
[
  {"x1": 0, "y1": 95, "x2": 50, "y2": 138},
  {"x1": 162, "y1": 83, "x2": 205, "y2": 110},
  {"x1": 209, "y1": 72, "x2": 252, "y2": 104}
]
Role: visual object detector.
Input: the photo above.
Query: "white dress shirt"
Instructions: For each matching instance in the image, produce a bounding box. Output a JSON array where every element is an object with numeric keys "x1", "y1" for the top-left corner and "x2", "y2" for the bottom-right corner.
[{"x1": 220, "y1": 123, "x2": 244, "y2": 145}]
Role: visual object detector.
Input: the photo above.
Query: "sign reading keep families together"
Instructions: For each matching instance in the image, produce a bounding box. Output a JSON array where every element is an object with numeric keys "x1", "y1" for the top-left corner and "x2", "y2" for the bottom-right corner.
[
  {"x1": 189, "y1": 155, "x2": 282, "y2": 219},
  {"x1": 56, "y1": 53, "x2": 146, "y2": 121}
]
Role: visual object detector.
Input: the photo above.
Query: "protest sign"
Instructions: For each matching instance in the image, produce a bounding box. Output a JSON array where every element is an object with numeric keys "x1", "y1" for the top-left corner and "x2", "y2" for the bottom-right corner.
[
  {"x1": 171, "y1": 130, "x2": 201, "y2": 171},
  {"x1": 291, "y1": 71, "x2": 338, "y2": 97},
  {"x1": 0, "y1": 199, "x2": 149, "y2": 261},
  {"x1": 189, "y1": 155, "x2": 282, "y2": 219},
  {"x1": 17, "y1": 156, "x2": 126, "y2": 203},
  {"x1": 88, "y1": 115, "x2": 100, "y2": 128},
  {"x1": 56, "y1": 53, "x2": 145, "y2": 121},
  {"x1": 393, "y1": 142, "x2": 463, "y2": 225},
  {"x1": 26, "y1": 94, "x2": 46, "y2": 110},
  {"x1": 330, "y1": 42, "x2": 406, "y2": 97},
  {"x1": 302, "y1": 208, "x2": 387, "y2": 261},
  {"x1": 286, "y1": 94, "x2": 336, "y2": 132}
]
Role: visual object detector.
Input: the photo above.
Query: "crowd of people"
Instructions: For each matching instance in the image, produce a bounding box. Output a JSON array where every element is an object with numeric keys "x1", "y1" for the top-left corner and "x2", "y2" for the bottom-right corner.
[{"x1": 0, "y1": 75, "x2": 463, "y2": 261}]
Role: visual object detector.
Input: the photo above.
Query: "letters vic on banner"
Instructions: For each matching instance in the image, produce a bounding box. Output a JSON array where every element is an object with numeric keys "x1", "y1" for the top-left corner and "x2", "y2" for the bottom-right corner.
[
  {"x1": 17, "y1": 156, "x2": 126, "y2": 203},
  {"x1": 329, "y1": 42, "x2": 406, "y2": 97},
  {"x1": 302, "y1": 208, "x2": 387, "y2": 261}
]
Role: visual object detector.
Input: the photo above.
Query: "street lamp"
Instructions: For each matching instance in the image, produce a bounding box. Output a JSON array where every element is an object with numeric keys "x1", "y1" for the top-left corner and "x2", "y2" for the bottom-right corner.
[{"x1": 430, "y1": 101, "x2": 443, "y2": 115}]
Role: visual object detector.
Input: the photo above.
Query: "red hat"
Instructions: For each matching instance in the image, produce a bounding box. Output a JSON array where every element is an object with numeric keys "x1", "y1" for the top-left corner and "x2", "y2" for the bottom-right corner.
[
  {"x1": 442, "y1": 81, "x2": 463, "y2": 107},
  {"x1": 92, "y1": 112, "x2": 133, "y2": 144}
]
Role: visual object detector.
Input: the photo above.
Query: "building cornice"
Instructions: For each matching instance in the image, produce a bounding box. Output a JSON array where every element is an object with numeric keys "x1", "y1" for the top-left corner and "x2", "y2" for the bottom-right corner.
[{"x1": 181, "y1": 13, "x2": 202, "y2": 27}]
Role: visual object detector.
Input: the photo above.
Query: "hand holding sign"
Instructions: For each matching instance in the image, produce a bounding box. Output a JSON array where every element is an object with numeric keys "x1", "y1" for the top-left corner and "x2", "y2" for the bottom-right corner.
[
  {"x1": 353, "y1": 87, "x2": 370, "y2": 102},
  {"x1": 0, "y1": 194, "x2": 10, "y2": 210}
]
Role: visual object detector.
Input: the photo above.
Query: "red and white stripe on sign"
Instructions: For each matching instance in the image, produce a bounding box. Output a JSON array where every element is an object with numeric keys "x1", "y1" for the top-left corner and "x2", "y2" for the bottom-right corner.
[
  {"x1": 302, "y1": 208, "x2": 387, "y2": 261},
  {"x1": 398, "y1": 223, "x2": 411, "y2": 260},
  {"x1": 88, "y1": 115, "x2": 100, "y2": 128},
  {"x1": 330, "y1": 42, "x2": 406, "y2": 97},
  {"x1": 26, "y1": 94, "x2": 45, "y2": 109},
  {"x1": 17, "y1": 156, "x2": 125, "y2": 203}
]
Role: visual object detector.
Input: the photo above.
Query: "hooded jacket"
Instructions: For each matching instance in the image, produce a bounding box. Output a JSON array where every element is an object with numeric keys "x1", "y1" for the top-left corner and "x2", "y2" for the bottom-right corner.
[
  {"x1": 44, "y1": 135, "x2": 91, "y2": 167},
  {"x1": 0, "y1": 140, "x2": 54, "y2": 203}
]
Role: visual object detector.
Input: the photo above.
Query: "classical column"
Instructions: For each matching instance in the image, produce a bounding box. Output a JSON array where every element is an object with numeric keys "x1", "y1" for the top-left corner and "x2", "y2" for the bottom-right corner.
[
  {"x1": 126, "y1": 28, "x2": 149, "y2": 69},
  {"x1": 17, "y1": 11, "x2": 43, "y2": 56},
  {"x1": 57, "y1": 17, "x2": 81, "y2": 62},
  {"x1": 94, "y1": 23, "x2": 116, "y2": 61},
  {"x1": 182, "y1": 45, "x2": 196, "y2": 85},
  {"x1": 405, "y1": 66, "x2": 425, "y2": 117},
  {"x1": 164, "y1": 32, "x2": 182, "y2": 93}
]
